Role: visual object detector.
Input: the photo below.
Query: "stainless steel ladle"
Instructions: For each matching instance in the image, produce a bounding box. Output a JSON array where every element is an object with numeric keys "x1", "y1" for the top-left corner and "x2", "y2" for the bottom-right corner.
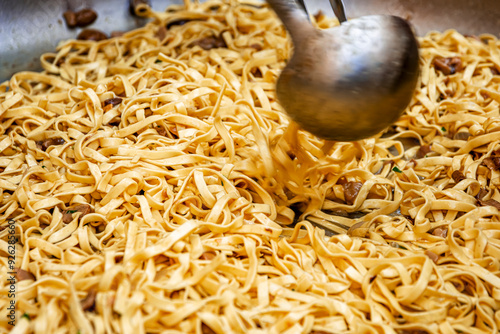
[{"x1": 267, "y1": 0, "x2": 420, "y2": 141}]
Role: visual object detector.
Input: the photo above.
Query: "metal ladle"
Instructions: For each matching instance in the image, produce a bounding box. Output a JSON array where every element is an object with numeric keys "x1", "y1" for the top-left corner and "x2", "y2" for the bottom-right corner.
[{"x1": 267, "y1": 0, "x2": 420, "y2": 141}]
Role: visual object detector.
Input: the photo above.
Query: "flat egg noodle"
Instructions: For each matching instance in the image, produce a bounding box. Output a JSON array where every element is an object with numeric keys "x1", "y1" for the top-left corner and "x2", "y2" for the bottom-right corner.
[{"x1": 0, "y1": 0, "x2": 500, "y2": 333}]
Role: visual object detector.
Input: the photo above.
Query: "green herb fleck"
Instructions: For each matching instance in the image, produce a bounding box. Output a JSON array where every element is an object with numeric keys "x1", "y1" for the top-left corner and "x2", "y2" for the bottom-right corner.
[
  {"x1": 42, "y1": 165, "x2": 47, "y2": 169},
  {"x1": 22, "y1": 313, "x2": 30, "y2": 320},
  {"x1": 66, "y1": 210, "x2": 77, "y2": 214},
  {"x1": 155, "y1": 59, "x2": 162, "y2": 63},
  {"x1": 390, "y1": 242, "x2": 407, "y2": 250},
  {"x1": 392, "y1": 166, "x2": 403, "y2": 173},
  {"x1": 441, "y1": 126, "x2": 446, "y2": 132}
]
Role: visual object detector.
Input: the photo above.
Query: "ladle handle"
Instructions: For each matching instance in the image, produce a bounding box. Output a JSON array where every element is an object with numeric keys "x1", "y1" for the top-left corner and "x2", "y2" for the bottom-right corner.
[
  {"x1": 266, "y1": 0, "x2": 313, "y2": 43},
  {"x1": 329, "y1": 0, "x2": 347, "y2": 23}
]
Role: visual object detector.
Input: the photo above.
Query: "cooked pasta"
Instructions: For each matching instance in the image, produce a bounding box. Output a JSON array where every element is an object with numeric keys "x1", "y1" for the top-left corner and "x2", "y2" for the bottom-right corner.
[{"x1": 1, "y1": 0, "x2": 500, "y2": 333}]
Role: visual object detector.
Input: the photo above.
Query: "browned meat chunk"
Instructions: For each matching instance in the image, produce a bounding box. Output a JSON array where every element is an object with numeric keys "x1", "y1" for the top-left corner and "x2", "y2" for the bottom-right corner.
[
  {"x1": 64, "y1": 9, "x2": 98, "y2": 28},
  {"x1": 483, "y1": 157, "x2": 500, "y2": 170},
  {"x1": 15, "y1": 268, "x2": 36, "y2": 281},
  {"x1": 77, "y1": 29, "x2": 107, "y2": 41},
  {"x1": 432, "y1": 226, "x2": 448, "y2": 238},
  {"x1": 62, "y1": 204, "x2": 93, "y2": 224},
  {"x1": 478, "y1": 197, "x2": 500, "y2": 210},
  {"x1": 416, "y1": 144, "x2": 431, "y2": 159},
  {"x1": 425, "y1": 250, "x2": 439, "y2": 264},
  {"x1": 80, "y1": 287, "x2": 97, "y2": 311},
  {"x1": 192, "y1": 35, "x2": 226, "y2": 50},
  {"x1": 344, "y1": 182, "x2": 363, "y2": 205},
  {"x1": 434, "y1": 57, "x2": 462, "y2": 75},
  {"x1": 103, "y1": 97, "x2": 123, "y2": 107},
  {"x1": 63, "y1": 11, "x2": 77, "y2": 28},
  {"x1": 451, "y1": 170, "x2": 465, "y2": 183},
  {"x1": 36, "y1": 137, "x2": 65, "y2": 151}
]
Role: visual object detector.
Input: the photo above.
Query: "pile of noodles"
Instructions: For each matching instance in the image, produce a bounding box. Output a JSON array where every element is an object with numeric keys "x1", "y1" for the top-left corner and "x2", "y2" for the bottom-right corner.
[{"x1": 1, "y1": 0, "x2": 500, "y2": 333}]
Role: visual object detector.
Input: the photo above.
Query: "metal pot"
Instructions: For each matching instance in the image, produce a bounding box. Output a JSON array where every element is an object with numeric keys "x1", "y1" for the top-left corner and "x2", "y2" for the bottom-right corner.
[{"x1": 0, "y1": 0, "x2": 499, "y2": 82}]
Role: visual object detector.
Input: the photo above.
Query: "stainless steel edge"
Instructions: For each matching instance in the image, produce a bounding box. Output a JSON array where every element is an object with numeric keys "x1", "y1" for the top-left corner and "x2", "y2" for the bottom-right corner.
[{"x1": 1, "y1": 0, "x2": 499, "y2": 82}]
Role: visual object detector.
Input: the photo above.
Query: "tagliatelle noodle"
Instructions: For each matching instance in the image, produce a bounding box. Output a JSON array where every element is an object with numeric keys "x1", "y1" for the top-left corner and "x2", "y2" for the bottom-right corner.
[{"x1": 1, "y1": 0, "x2": 500, "y2": 333}]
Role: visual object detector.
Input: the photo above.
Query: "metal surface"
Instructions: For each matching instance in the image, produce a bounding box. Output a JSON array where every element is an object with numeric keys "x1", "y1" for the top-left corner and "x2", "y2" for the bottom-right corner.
[
  {"x1": 1, "y1": 0, "x2": 499, "y2": 82},
  {"x1": 329, "y1": 0, "x2": 347, "y2": 23},
  {"x1": 268, "y1": 0, "x2": 419, "y2": 141},
  {"x1": 0, "y1": 0, "x2": 181, "y2": 82}
]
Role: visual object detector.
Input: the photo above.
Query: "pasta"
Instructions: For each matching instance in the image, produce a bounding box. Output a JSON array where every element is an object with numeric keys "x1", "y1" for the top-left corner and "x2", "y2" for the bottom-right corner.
[{"x1": 1, "y1": 0, "x2": 500, "y2": 333}]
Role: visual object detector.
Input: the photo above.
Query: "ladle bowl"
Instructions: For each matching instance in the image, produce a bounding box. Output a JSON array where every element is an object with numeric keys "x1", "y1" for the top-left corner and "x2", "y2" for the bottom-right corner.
[{"x1": 268, "y1": 0, "x2": 420, "y2": 141}]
